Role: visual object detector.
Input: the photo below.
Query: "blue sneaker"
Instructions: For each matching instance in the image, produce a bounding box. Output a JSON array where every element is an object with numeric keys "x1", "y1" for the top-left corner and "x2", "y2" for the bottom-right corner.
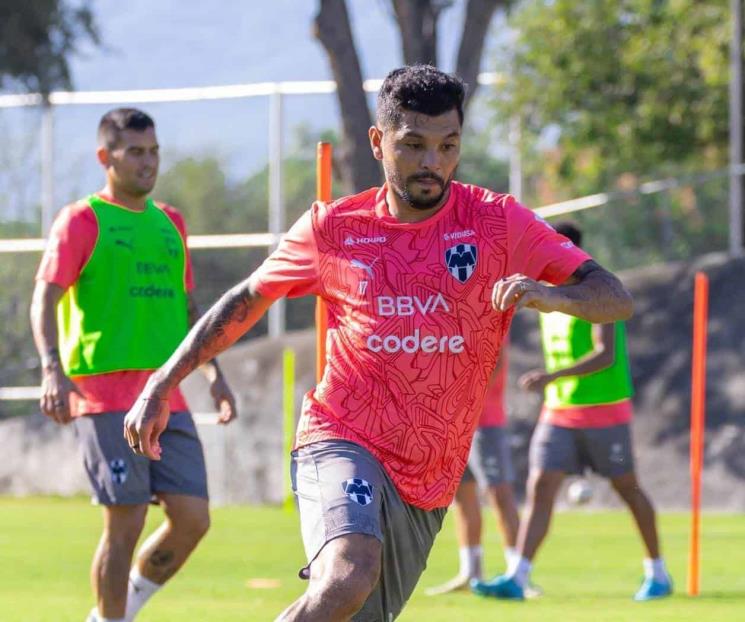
[
  {"x1": 471, "y1": 575, "x2": 525, "y2": 600},
  {"x1": 634, "y1": 577, "x2": 673, "y2": 601}
]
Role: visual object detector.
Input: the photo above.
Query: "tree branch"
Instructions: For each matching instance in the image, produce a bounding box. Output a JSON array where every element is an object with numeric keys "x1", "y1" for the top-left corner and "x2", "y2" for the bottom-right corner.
[
  {"x1": 392, "y1": 0, "x2": 448, "y2": 65},
  {"x1": 455, "y1": 0, "x2": 506, "y2": 109},
  {"x1": 314, "y1": 0, "x2": 381, "y2": 193}
]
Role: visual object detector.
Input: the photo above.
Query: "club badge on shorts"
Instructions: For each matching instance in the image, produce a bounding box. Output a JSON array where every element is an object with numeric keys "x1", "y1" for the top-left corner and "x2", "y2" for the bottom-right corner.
[
  {"x1": 342, "y1": 478, "x2": 374, "y2": 506},
  {"x1": 110, "y1": 458, "x2": 128, "y2": 484},
  {"x1": 445, "y1": 243, "x2": 477, "y2": 283}
]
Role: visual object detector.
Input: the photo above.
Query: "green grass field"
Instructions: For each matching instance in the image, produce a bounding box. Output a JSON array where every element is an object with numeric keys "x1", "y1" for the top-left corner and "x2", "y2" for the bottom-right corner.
[{"x1": 1, "y1": 498, "x2": 743, "y2": 621}]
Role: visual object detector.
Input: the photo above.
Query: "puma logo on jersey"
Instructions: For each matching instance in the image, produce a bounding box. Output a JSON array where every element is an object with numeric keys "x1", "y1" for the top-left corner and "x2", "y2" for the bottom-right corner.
[
  {"x1": 376, "y1": 294, "x2": 450, "y2": 317},
  {"x1": 351, "y1": 257, "x2": 379, "y2": 277}
]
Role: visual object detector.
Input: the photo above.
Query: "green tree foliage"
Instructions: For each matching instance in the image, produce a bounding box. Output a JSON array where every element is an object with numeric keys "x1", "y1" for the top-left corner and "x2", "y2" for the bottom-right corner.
[
  {"x1": 495, "y1": 0, "x2": 730, "y2": 268},
  {"x1": 498, "y1": 0, "x2": 728, "y2": 192},
  {"x1": 0, "y1": 0, "x2": 99, "y2": 93},
  {"x1": 0, "y1": 221, "x2": 41, "y2": 417}
]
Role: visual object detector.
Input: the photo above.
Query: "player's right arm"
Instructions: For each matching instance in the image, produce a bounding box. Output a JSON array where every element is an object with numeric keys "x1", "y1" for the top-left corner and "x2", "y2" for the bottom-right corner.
[
  {"x1": 30, "y1": 204, "x2": 91, "y2": 424},
  {"x1": 30, "y1": 281, "x2": 83, "y2": 424},
  {"x1": 124, "y1": 276, "x2": 273, "y2": 458},
  {"x1": 125, "y1": 207, "x2": 321, "y2": 459}
]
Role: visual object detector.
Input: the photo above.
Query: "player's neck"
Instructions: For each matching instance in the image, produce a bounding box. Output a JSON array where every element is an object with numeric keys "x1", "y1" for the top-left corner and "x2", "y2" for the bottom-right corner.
[
  {"x1": 100, "y1": 184, "x2": 148, "y2": 212},
  {"x1": 385, "y1": 186, "x2": 451, "y2": 224}
]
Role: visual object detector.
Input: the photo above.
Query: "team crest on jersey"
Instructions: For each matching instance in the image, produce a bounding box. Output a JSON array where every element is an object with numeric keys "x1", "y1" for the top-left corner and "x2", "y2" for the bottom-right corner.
[
  {"x1": 445, "y1": 243, "x2": 478, "y2": 283},
  {"x1": 110, "y1": 459, "x2": 128, "y2": 485},
  {"x1": 342, "y1": 478, "x2": 374, "y2": 506}
]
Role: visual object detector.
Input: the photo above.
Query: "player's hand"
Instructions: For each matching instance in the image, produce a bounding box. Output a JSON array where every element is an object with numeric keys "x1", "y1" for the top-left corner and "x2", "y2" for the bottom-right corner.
[
  {"x1": 491, "y1": 274, "x2": 557, "y2": 313},
  {"x1": 123, "y1": 394, "x2": 171, "y2": 460},
  {"x1": 40, "y1": 365, "x2": 83, "y2": 425},
  {"x1": 209, "y1": 374, "x2": 237, "y2": 425},
  {"x1": 519, "y1": 369, "x2": 555, "y2": 393}
]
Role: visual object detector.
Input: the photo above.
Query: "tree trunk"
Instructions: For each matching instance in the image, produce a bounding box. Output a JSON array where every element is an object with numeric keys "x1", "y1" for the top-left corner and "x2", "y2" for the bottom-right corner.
[
  {"x1": 392, "y1": 0, "x2": 445, "y2": 66},
  {"x1": 314, "y1": 0, "x2": 382, "y2": 194},
  {"x1": 455, "y1": 0, "x2": 506, "y2": 109}
]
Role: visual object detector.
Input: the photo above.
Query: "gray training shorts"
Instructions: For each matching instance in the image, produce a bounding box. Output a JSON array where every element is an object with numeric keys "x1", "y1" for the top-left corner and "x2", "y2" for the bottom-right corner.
[
  {"x1": 291, "y1": 440, "x2": 446, "y2": 622},
  {"x1": 74, "y1": 411, "x2": 208, "y2": 505},
  {"x1": 529, "y1": 421, "x2": 635, "y2": 478},
  {"x1": 461, "y1": 425, "x2": 515, "y2": 487}
]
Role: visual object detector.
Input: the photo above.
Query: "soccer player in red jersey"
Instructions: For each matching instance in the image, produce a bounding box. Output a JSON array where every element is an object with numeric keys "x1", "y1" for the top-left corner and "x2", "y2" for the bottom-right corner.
[
  {"x1": 30, "y1": 109, "x2": 236, "y2": 622},
  {"x1": 125, "y1": 65, "x2": 633, "y2": 621}
]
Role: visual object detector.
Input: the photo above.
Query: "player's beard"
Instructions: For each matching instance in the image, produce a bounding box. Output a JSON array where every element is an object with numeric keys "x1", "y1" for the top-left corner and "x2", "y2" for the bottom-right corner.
[{"x1": 388, "y1": 168, "x2": 455, "y2": 211}]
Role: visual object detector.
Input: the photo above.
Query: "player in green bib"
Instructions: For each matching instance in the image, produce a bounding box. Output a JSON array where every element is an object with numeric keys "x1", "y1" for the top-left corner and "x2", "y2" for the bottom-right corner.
[
  {"x1": 31, "y1": 108, "x2": 237, "y2": 622},
  {"x1": 473, "y1": 222, "x2": 672, "y2": 602}
]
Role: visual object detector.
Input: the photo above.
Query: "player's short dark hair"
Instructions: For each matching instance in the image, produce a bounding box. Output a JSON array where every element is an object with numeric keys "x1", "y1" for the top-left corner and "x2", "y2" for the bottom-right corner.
[
  {"x1": 376, "y1": 65, "x2": 466, "y2": 129},
  {"x1": 97, "y1": 108, "x2": 155, "y2": 149},
  {"x1": 554, "y1": 221, "x2": 583, "y2": 247}
]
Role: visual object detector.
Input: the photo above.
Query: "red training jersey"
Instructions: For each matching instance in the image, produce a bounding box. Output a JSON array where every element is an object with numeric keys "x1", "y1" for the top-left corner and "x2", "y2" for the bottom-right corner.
[
  {"x1": 479, "y1": 348, "x2": 508, "y2": 428},
  {"x1": 36, "y1": 194, "x2": 193, "y2": 416},
  {"x1": 253, "y1": 182, "x2": 591, "y2": 509}
]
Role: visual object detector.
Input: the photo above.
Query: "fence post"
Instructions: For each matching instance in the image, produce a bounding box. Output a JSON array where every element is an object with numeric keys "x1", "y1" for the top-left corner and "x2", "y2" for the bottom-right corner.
[
  {"x1": 40, "y1": 101, "x2": 55, "y2": 236},
  {"x1": 730, "y1": 0, "x2": 744, "y2": 256},
  {"x1": 268, "y1": 88, "x2": 286, "y2": 337}
]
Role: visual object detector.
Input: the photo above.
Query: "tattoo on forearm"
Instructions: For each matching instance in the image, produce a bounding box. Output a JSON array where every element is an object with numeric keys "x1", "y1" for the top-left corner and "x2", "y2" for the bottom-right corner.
[
  {"x1": 162, "y1": 281, "x2": 261, "y2": 389},
  {"x1": 561, "y1": 260, "x2": 632, "y2": 322}
]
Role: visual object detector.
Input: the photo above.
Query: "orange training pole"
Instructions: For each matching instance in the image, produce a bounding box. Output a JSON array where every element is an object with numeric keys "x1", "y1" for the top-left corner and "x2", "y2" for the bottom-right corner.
[
  {"x1": 687, "y1": 271, "x2": 709, "y2": 596},
  {"x1": 315, "y1": 142, "x2": 332, "y2": 383}
]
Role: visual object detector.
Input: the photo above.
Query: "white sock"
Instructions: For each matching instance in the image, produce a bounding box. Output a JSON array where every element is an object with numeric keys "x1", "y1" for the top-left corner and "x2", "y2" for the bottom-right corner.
[
  {"x1": 504, "y1": 546, "x2": 519, "y2": 569},
  {"x1": 87, "y1": 607, "x2": 124, "y2": 622},
  {"x1": 507, "y1": 555, "x2": 532, "y2": 588},
  {"x1": 643, "y1": 557, "x2": 670, "y2": 583},
  {"x1": 125, "y1": 568, "x2": 162, "y2": 621},
  {"x1": 458, "y1": 545, "x2": 483, "y2": 579}
]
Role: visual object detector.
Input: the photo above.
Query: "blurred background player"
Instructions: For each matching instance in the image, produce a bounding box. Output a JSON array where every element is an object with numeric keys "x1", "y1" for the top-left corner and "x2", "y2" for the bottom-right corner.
[
  {"x1": 472, "y1": 221, "x2": 672, "y2": 602},
  {"x1": 425, "y1": 349, "x2": 522, "y2": 595},
  {"x1": 29, "y1": 108, "x2": 236, "y2": 622}
]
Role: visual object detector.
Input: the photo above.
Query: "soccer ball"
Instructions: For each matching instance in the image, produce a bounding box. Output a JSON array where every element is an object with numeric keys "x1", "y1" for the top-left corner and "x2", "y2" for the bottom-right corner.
[{"x1": 567, "y1": 479, "x2": 593, "y2": 505}]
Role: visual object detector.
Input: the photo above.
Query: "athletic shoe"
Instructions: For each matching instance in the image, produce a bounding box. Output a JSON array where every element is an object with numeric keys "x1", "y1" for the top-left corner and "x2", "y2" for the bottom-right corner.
[
  {"x1": 470, "y1": 575, "x2": 525, "y2": 600},
  {"x1": 634, "y1": 577, "x2": 673, "y2": 601},
  {"x1": 425, "y1": 574, "x2": 474, "y2": 596},
  {"x1": 524, "y1": 581, "x2": 544, "y2": 599}
]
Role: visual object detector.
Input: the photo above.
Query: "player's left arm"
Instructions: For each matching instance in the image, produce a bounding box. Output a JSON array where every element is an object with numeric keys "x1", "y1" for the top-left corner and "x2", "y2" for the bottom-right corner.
[
  {"x1": 492, "y1": 260, "x2": 633, "y2": 324},
  {"x1": 188, "y1": 293, "x2": 237, "y2": 424}
]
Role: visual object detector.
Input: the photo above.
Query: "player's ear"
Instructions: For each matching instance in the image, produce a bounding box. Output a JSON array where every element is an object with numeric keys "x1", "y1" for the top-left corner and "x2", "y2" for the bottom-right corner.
[
  {"x1": 369, "y1": 126, "x2": 383, "y2": 161},
  {"x1": 96, "y1": 146, "x2": 110, "y2": 168}
]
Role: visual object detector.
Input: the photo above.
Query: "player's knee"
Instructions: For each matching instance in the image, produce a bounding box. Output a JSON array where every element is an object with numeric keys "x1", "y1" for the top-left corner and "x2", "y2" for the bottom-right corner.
[
  {"x1": 491, "y1": 483, "x2": 514, "y2": 508},
  {"x1": 529, "y1": 472, "x2": 561, "y2": 504},
  {"x1": 104, "y1": 507, "x2": 147, "y2": 550},
  {"x1": 610, "y1": 472, "x2": 639, "y2": 496},
  {"x1": 175, "y1": 508, "x2": 211, "y2": 543},
  {"x1": 314, "y1": 537, "x2": 381, "y2": 613},
  {"x1": 321, "y1": 563, "x2": 380, "y2": 614}
]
